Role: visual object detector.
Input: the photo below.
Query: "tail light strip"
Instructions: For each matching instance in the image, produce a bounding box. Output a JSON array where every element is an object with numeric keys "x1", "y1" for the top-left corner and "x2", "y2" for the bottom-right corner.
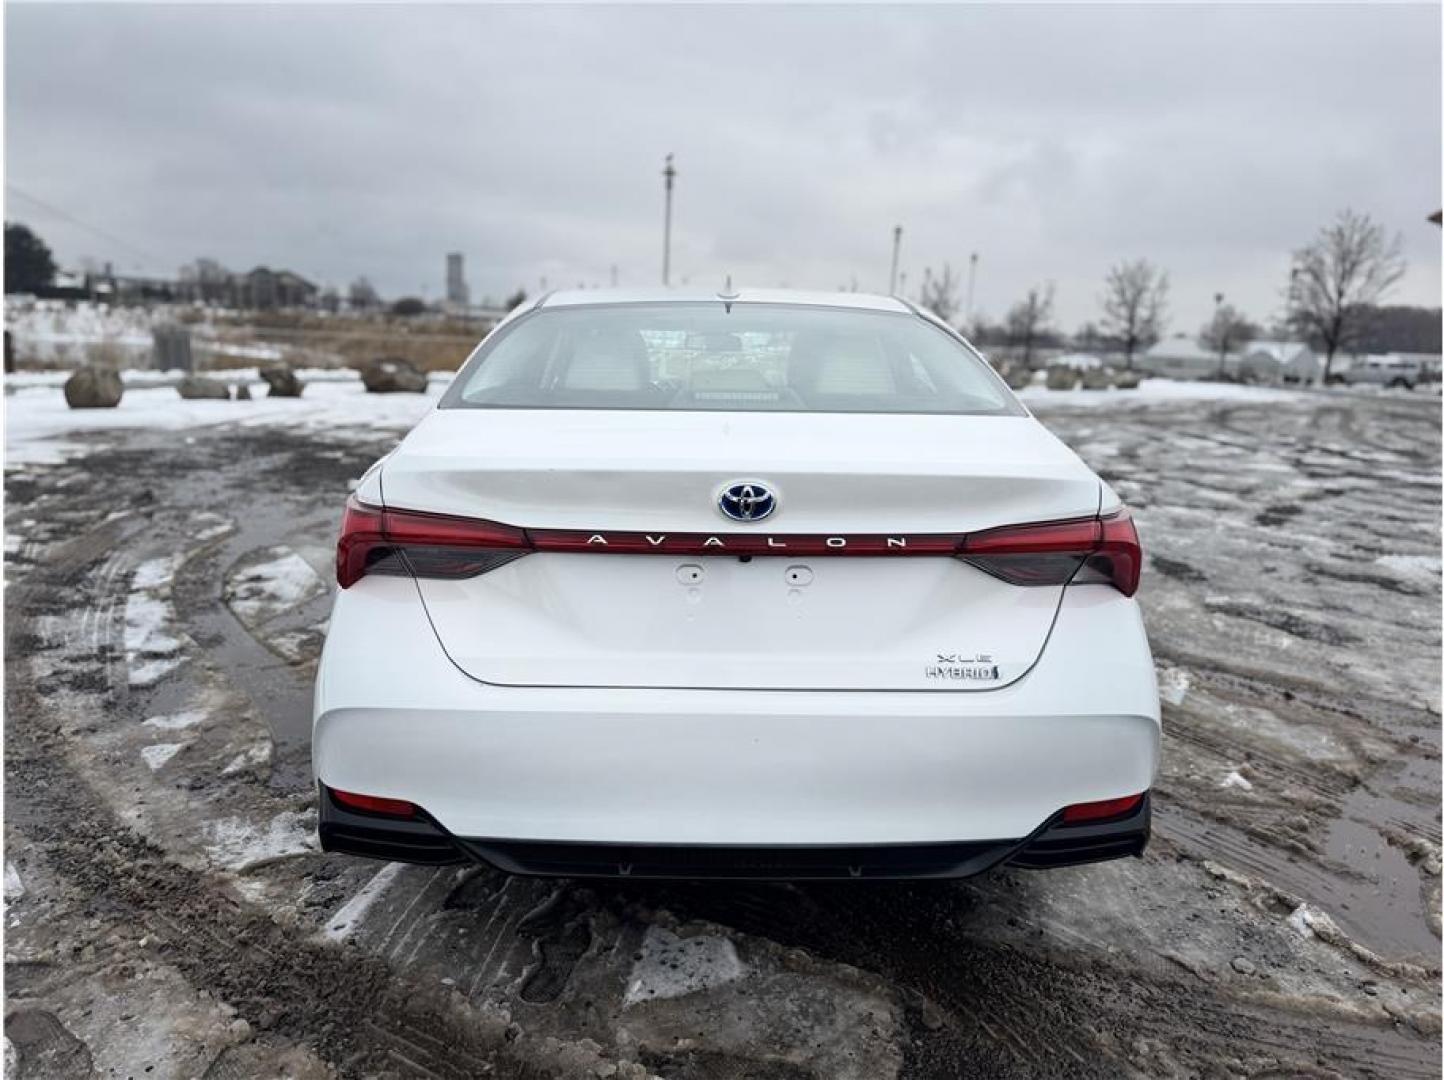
[{"x1": 337, "y1": 495, "x2": 1142, "y2": 596}]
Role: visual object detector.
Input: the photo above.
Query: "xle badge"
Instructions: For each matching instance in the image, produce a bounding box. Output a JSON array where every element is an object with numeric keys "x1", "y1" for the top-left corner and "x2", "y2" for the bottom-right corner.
[{"x1": 926, "y1": 653, "x2": 1001, "y2": 681}]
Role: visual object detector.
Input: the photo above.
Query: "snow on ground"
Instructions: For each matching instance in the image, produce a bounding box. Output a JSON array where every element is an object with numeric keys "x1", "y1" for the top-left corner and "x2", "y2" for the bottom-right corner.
[
  {"x1": 1376, "y1": 554, "x2": 1443, "y2": 582},
  {"x1": 140, "y1": 743, "x2": 184, "y2": 771},
  {"x1": 319, "y1": 862, "x2": 405, "y2": 943},
  {"x1": 4, "y1": 372, "x2": 449, "y2": 466},
  {"x1": 224, "y1": 548, "x2": 326, "y2": 626},
  {"x1": 141, "y1": 709, "x2": 209, "y2": 731},
  {"x1": 1018, "y1": 378, "x2": 1310, "y2": 409},
  {"x1": 220, "y1": 740, "x2": 272, "y2": 776},
  {"x1": 1156, "y1": 665, "x2": 1191, "y2": 706},
  {"x1": 202, "y1": 810, "x2": 317, "y2": 872},
  {"x1": 124, "y1": 592, "x2": 185, "y2": 688},
  {"x1": 132, "y1": 554, "x2": 182, "y2": 591},
  {"x1": 4, "y1": 371, "x2": 1317, "y2": 467},
  {"x1": 4, "y1": 862, "x2": 24, "y2": 901},
  {"x1": 1221, "y1": 769, "x2": 1254, "y2": 791},
  {"x1": 623, "y1": 927, "x2": 747, "y2": 1006}
]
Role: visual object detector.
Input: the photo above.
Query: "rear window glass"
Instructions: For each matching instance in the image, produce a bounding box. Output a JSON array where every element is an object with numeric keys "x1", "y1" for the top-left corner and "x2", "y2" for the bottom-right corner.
[{"x1": 440, "y1": 303, "x2": 1023, "y2": 416}]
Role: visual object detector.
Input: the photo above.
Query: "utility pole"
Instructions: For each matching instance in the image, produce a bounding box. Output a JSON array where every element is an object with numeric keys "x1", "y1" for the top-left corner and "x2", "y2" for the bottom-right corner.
[
  {"x1": 662, "y1": 154, "x2": 676, "y2": 286},
  {"x1": 610, "y1": 264, "x2": 619, "y2": 287},
  {"x1": 888, "y1": 225, "x2": 902, "y2": 294},
  {"x1": 965, "y1": 252, "x2": 979, "y2": 329}
]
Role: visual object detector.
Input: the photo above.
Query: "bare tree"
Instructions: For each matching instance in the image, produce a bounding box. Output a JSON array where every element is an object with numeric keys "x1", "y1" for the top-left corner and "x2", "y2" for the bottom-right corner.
[
  {"x1": 918, "y1": 263, "x2": 962, "y2": 324},
  {"x1": 1201, "y1": 297, "x2": 1259, "y2": 378},
  {"x1": 348, "y1": 276, "x2": 380, "y2": 312},
  {"x1": 1007, "y1": 283, "x2": 1055, "y2": 368},
  {"x1": 1287, "y1": 208, "x2": 1406, "y2": 380},
  {"x1": 1099, "y1": 259, "x2": 1169, "y2": 369}
]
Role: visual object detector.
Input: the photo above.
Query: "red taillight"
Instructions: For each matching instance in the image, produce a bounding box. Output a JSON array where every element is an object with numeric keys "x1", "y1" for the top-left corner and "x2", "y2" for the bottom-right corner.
[
  {"x1": 336, "y1": 496, "x2": 388, "y2": 588},
  {"x1": 959, "y1": 509, "x2": 1141, "y2": 596},
  {"x1": 337, "y1": 495, "x2": 530, "y2": 588},
  {"x1": 1061, "y1": 793, "x2": 1145, "y2": 825},
  {"x1": 330, "y1": 787, "x2": 417, "y2": 818}
]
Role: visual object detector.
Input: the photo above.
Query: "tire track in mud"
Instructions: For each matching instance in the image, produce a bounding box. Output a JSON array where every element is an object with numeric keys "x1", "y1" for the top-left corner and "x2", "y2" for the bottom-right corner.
[
  {"x1": 624, "y1": 875, "x2": 1437, "y2": 1079},
  {"x1": 4, "y1": 528, "x2": 538, "y2": 1078},
  {"x1": 1043, "y1": 393, "x2": 1442, "y2": 969}
]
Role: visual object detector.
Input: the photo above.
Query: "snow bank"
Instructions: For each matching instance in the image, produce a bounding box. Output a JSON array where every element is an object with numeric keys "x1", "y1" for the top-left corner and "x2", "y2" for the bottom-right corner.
[{"x1": 5, "y1": 373, "x2": 450, "y2": 466}]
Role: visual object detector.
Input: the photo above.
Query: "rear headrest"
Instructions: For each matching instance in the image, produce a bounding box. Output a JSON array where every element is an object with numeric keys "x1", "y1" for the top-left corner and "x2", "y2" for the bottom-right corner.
[
  {"x1": 561, "y1": 330, "x2": 651, "y2": 391},
  {"x1": 787, "y1": 332, "x2": 895, "y2": 395}
]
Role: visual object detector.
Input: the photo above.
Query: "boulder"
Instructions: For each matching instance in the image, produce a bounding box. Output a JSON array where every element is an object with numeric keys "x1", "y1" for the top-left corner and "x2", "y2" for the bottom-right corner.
[
  {"x1": 176, "y1": 375, "x2": 231, "y2": 400},
  {"x1": 63, "y1": 365, "x2": 123, "y2": 409},
  {"x1": 234, "y1": 383, "x2": 253, "y2": 400},
  {"x1": 1113, "y1": 370, "x2": 1143, "y2": 390},
  {"x1": 259, "y1": 366, "x2": 304, "y2": 398},
  {"x1": 360, "y1": 357, "x2": 429, "y2": 394},
  {"x1": 1080, "y1": 367, "x2": 1114, "y2": 391},
  {"x1": 1044, "y1": 365, "x2": 1081, "y2": 391}
]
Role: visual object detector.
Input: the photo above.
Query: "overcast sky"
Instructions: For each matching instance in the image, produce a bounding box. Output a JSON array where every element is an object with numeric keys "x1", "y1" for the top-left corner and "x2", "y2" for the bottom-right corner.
[{"x1": 6, "y1": 3, "x2": 1440, "y2": 331}]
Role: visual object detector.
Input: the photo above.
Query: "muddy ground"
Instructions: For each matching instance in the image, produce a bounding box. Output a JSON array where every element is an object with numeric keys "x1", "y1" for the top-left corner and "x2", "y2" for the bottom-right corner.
[{"x1": 4, "y1": 385, "x2": 1440, "y2": 1078}]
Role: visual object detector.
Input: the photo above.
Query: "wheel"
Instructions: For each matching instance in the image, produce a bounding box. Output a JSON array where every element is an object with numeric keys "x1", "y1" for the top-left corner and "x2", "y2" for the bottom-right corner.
[{"x1": 1388, "y1": 377, "x2": 1414, "y2": 390}]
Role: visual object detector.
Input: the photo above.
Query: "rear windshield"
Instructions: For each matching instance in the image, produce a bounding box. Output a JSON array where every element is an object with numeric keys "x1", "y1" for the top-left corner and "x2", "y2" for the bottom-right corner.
[{"x1": 440, "y1": 303, "x2": 1023, "y2": 416}]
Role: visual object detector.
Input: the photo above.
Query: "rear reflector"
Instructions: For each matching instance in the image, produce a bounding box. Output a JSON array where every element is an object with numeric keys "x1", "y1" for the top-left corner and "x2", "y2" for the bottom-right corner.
[
  {"x1": 336, "y1": 497, "x2": 1142, "y2": 596},
  {"x1": 1061, "y1": 793, "x2": 1145, "y2": 825},
  {"x1": 329, "y1": 787, "x2": 417, "y2": 818}
]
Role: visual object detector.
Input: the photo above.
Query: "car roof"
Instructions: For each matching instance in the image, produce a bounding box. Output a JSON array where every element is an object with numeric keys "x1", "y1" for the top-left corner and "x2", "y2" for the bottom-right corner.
[{"x1": 534, "y1": 287, "x2": 912, "y2": 314}]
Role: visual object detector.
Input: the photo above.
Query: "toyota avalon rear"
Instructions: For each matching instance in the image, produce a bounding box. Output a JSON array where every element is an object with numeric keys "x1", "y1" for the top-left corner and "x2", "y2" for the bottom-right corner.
[{"x1": 313, "y1": 288, "x2": 1159, "y2": 879}]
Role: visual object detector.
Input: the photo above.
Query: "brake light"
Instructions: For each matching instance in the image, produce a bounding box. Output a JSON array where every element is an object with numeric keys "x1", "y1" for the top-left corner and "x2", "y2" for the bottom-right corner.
[
  {"x1": 1061, "y1": 793, "x2": 1145, "y2": 825},
  {"x1": 960, "y1": 509, "x2": 1141, "y2": 596},
  {"x1": 329, "y1": 787, "x2": 417, "y2": 818},
  {"x1": 336, "y1": 495, "x2": 529, "y2": 588}
]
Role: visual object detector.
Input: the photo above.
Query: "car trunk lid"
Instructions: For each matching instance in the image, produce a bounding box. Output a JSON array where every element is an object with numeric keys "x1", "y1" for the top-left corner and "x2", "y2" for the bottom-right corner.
[{"x1": 382, "y1": 408, "x2": 1101, "y2": 691}]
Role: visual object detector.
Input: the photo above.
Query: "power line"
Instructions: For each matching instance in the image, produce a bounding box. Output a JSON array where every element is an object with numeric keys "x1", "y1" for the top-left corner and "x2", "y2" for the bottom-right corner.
[{"x1": 5, "y1": 183, "x2": 169, "y2": 271}]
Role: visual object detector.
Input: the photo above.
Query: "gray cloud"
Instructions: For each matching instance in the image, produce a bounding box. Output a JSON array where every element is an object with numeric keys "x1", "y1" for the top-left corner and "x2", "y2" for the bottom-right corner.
[{"x1": 6, "y1": 3, "x2": 1440, "y2": 330}]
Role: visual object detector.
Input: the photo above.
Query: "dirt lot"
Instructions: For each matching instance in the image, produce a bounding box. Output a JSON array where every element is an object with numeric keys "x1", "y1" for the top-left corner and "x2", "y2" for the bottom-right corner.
[{"x1": 4, "y1": 383, "x2": 1440, "y2": 1078}]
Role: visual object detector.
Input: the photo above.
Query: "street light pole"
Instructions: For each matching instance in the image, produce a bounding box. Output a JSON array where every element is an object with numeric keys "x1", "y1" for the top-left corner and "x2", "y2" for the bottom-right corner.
[
  {"x1": 888, "y1": 225, "x2": 902, "y2": 294},
  {"x1": 662, "y1": 154, "x2": 676, "y2": 287}
]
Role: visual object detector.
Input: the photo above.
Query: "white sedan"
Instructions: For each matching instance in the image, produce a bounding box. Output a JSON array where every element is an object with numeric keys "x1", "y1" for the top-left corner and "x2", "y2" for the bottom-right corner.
[{"x1": 313, "y1": 288, "x2": 1159, "y2": 879}]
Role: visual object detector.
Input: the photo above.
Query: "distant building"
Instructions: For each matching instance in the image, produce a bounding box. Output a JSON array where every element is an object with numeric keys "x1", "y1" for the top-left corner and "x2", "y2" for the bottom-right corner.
[
  {"x1": 1139, "y1": 336, "x2": 1227, "y2": 379},
  {"x1": 446, "y1": 252, "x2": 469, "y2": 308},
  {"x1": 1141, "y1": 336, "x2": 1318, "y2": 383},
  {"x1": 239, "y1": 267, "x2": 318, "y2": 310},
  {"x1": 1239, "y1": 340, "x2": 1320, "y2": 385}
]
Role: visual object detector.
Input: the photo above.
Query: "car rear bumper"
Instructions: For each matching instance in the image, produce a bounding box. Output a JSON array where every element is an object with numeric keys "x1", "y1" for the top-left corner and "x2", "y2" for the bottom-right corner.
[
  {"x1": 314, "y1": 577, "x2": 1160, "y2": 861},
  {"x1": 317, "y1": 784, "x2": 1152, "y2": 879}
]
